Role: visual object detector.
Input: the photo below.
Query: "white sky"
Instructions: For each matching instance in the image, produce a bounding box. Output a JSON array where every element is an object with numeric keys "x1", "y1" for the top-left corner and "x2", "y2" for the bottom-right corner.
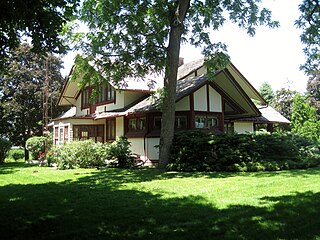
[{"x1": 62, "y1": 0, "x2": 308, "y2": 93}]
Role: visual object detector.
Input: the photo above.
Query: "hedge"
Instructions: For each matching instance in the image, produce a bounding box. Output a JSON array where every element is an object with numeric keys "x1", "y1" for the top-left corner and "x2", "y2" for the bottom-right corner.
[{"x1": 168, "y1": 131, "x2": 320, "y2": 172}]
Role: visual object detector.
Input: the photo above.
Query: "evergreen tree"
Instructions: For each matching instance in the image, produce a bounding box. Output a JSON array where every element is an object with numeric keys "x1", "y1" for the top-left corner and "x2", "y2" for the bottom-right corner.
[
  {"x1": 259, "y1": 82, "x2": 275, "y2": 105},
  {"x1": 0, "y1": 44, "x2": 65, "y2": 148}
]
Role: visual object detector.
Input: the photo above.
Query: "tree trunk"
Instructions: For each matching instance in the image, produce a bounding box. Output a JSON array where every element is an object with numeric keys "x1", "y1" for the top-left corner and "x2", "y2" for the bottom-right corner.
[{"x1": 158, "y1": 0, "x2": 190, "y2": 169}]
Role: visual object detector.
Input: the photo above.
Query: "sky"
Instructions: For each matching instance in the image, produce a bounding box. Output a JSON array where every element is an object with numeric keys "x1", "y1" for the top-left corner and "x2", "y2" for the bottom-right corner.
[{"x1": 62, "y1": 0, "x2": 308, "y2": 93}]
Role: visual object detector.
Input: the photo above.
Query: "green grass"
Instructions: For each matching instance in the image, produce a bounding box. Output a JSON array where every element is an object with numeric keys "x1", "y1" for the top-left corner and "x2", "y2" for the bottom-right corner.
[{"x1": 1, "y1": 161, "x2": 320, "y2": 239}]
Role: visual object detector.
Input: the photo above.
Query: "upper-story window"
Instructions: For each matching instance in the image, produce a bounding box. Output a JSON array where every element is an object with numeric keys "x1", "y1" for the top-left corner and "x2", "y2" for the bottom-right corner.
[{"x1": 81, "y1": 84, "x2": 115, "y2": 108}]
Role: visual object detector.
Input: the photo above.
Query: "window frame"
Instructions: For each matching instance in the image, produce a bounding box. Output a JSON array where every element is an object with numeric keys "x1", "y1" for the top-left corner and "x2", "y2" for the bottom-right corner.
[{"x1": 73, "y1": 125, "x2": 105, "y2": 143}]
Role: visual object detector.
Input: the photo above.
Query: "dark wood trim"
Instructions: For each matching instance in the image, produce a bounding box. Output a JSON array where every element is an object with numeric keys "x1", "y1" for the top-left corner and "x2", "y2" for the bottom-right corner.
[
  {"x1": 223, "y1": 69, "x2": 261, "y2": 116},
  {"x1": 208, "y1": 80, "x2": 246, "y2": 115},
  {"x1": 73, "y1": 124, "x2": 105, "y2": 143},
  {"x1": 189, "y1": 93, "x2": 195, "y2": 129},
  {"x1": 206, "y1": 84, "x2": 210, "y2": 112}
]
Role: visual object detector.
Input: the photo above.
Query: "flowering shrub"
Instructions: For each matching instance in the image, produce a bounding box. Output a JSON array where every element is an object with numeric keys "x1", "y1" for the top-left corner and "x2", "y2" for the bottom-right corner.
[{"x1": 26, "y1": 136, "x2": 46, "y2": 160}]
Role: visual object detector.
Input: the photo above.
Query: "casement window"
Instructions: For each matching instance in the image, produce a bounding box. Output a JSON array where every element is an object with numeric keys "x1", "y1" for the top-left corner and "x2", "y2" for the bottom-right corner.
[
  {"x1": 128, "y1": 117, "x2": 146, "y2": 131},
  {"x1": 195, "y1": 115, "x2": 219, "y2": 129},
  {"x1": 82, "y1": 88, "x2": 90, "y2": 108},
  {"x1": 73, "y1": 125, "x2": 104, "y2": 143},
  {"x1": 224, "y1": 122, "x2": 234, "y2": 134},
  {"x1": 106, "y1": 119, "x2": 115, "y2": 141},
  {"x1": 175, "y1": 116, "x2": 187, "y2": 129},
  {"x1": 54, "y1": 127, "x2": 59, "y2": 144},
  {"x1": 153, "y1": 115, "x2": 187, "y2": 130},
  {"x1": 81, "y1": 84, "x2": 115, "y2": 108}
]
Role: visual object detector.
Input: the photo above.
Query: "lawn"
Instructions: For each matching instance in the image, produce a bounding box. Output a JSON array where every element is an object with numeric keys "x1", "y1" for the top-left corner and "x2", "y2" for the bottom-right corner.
[{"x1": 1, "y1": 162, "x2": 320, "y2": 240}]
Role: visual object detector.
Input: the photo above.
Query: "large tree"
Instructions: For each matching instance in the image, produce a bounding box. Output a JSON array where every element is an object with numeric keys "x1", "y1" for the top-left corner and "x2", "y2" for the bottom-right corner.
[
  {"x1": 0, "y1": 0, "x2": 78, "y2": 70},
  {"x1": 0, "y1": 44, "x2": 65, "y2": 148},
  {"x1": 73, "y1": 0, "x2": 278, "y2": 168},
  {"x1": 296, "y1": 0, "x2": 320, "y2": 74},
  {"x1": 273, "y1": 88, "x2": 297, "y2": 121}
]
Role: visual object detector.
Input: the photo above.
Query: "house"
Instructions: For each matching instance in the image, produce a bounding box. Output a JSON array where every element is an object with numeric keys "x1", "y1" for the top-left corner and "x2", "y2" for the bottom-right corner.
[{"x1": 51, "y1": 58, "x2": 290, "y2": 162}]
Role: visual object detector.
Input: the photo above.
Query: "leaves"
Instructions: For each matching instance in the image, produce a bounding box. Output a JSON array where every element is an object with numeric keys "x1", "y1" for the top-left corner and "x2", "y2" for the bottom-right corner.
[{"x1": 0, "y1": 44, "x2": 65, "y2": 146}]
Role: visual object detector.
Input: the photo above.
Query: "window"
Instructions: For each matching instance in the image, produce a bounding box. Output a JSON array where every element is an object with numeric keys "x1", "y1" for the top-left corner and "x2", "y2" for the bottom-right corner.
[
  {"x1": 154, "y1": 116, "x2": 162, "y2": 129},
  {"x1": 195, "y1": 115, "x2": 219, "y2": 129},
  {"x1": 82, "y1": 84, "x2": 115, "y2": 108},
  {"x1": 64, "y1": 126, "x2": 69, "y2": 143},
  {"x1": 128, "y1": 117, "x2": 146, "y2": 132},
  {"x1": 153, "y1": 115, "x2": 188, "y2": 130},
  {"x1": 175, "y1": 116, "x2": 187, "y2": 129},
  {"x1": 73, "y1": 125, "x2": 105, "y2": 142},
  {"x1": 82, "y1": 88, "x2": 90, "y2": 108},
  {"x1": 224, "y1": 122, "x2": 234, "y2": 134},
  {"x1": 54, "y1": 127, "x2": 58, "y2": 144},
  {"x1": 106, "y1": 119, "x2": 115, "y2": 141}
]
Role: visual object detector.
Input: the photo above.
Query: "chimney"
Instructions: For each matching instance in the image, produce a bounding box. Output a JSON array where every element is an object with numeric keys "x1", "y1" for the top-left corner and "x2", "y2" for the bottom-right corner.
[{"x1": 178, "y1": 57, "x2": 184, "y2": 67}]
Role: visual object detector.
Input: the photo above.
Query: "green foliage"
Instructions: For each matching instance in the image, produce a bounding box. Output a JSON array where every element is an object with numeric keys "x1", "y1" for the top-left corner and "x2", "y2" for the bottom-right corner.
[
  {"x1": 52, "y1": 137, "x2": 133, "y2": 169},
  {"x1": 0, "y1": 138, "x2": 12, "y2": 164},
  {"x1": 52, "y1": 140, "x2": 107, "y2": 169},
  {"x1": 9, "y1": 149, "x2": 25, "y2": 161},
  {"x1": 272, "y1": 88, "x2": 297, "y2": 121},
  {"x1": 0, "y1": 0, "x2": 78, "y2": 70},
  {"x1": 26, "y1": 136, "x2": 46, "y2": 160},
  {"x1": 106, "y1": 136, "x2": 134, "y2": 168},
  {"x1": 168, "y1": 131, "x2": 320, "y2": 172},
  {"x1": 291, "y1": 93, "x2": 320, "y2": 141},
  {"x1": 0, "y1": 44, "x2": 66, "y2": 147},
  {"x1": 259, "y1": 82, "x2": 275, "y2": 104},
  {"x1": 295, "y1": 0, "x2": 320, "y2": 74}
]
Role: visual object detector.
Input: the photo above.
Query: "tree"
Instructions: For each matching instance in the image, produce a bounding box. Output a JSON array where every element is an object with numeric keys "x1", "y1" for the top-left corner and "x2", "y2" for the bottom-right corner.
[
  {"x1": 0, "y1": 0, "x2": 78, "y2": 70},
  {"x1": 291, "y1": 93, "x2": 320, "y2": 141},
  {"x1": 273, "y1": 88, "x2": 297, "y2": 121},
  {"x1": 74, "y1": 0, "x2": 279, "y2": 168},
  {"x1": 0, "y1": 44, "x2": 65, "y2": 150},
  {"x1": 259, "y1": 82, "x2": 275, "y2": 105},
  {"x1": 307, "y1": 72, "x2": 320, "y2": 119},
  {"x1": 296, "y1": 0, "x2": 320, "y2": 74}
]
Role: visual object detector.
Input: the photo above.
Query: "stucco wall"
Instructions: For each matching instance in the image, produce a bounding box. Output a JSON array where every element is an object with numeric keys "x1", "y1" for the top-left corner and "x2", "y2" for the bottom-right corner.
[
  {"x1": 194, "y1": 85, "x2": 207, "y2": 111},
  {"x1": 209, "y1": 87, "x2": 222, "y2": 112},
  {"x1": 129, "y1": 138, "x2": 145, "y2": 156},
  {"x1": 234, "y1": 122, "x2": 254, "y2": 133},
  {"x1": 116, "y1": 117, "x2": 124, "y2": 136},
  {"x1": 176, "y1": 96, "x2": 190, "y2": 111},
  {"x1": 146, "y1": 138, "x2": 160, "y2": 160}
]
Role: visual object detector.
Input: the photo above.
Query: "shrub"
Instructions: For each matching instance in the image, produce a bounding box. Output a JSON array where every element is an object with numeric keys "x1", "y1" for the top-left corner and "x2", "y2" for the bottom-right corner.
[
  {"x1": 106, "y1": 136, "x2": 134, "y2": 168},
  {"x1": 0, "y1": 138, "x2": 12, "y2": 164},
  {"x1": 52, "y1": 140, "x2": 108, "y2": 169},
  {"x1": 10, "y1": 149, "x2": 25, "y2": 161},
  {"x1": 26, "y1": 136, "x2": 46, "y2": 160},
  {"x1": 168, "y1": 131, "x2": 320, "y2": 172}
]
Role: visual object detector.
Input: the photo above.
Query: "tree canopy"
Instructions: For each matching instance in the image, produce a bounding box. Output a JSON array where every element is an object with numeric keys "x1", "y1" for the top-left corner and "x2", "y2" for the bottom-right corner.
[
  {"x1": 0, "y1": 44, "x2": 65, "y2": 147},
  {"x1": 273, "y1": 88, "x2": 297, "y2": 121},
  {"x1": 291, "y1": 93, "x2": 320, "y2": 141},
  {"x1": 296, "y1": 0, "x2": 320, "y2": 74},
  {"x1": 0, "y1": 0, "x2": 78, "y2": 70},
  {"x1": 73, "y1": 0, "x2": 279, "y2": 168}
]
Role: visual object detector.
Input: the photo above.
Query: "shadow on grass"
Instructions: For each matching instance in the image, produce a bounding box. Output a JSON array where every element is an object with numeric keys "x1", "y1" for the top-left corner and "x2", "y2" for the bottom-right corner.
[{"x1": 0, "y1": 167, "x2": 320, "y2": 240}]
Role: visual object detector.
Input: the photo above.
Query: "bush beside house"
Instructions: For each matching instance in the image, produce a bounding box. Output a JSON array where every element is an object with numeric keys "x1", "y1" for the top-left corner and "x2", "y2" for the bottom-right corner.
[
  {"x1": 168, "y1": 131, "x2": 320, "y2": 172},
  {"x1": 51, "y1": 137, "x2": 134, "y2": 169}
]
